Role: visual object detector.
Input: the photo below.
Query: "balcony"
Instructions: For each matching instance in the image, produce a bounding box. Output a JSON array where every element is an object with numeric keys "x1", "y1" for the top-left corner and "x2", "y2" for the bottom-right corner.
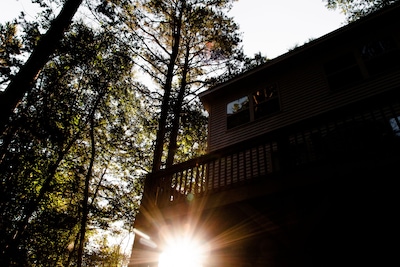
[{"x1": 143, "y1": 90, "x2": 400, "y2": 210}]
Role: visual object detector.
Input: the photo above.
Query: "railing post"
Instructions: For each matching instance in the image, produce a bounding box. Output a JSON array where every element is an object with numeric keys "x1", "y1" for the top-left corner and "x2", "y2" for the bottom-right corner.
[{"x1": 158, "y1": 174, "x2": 174, "y2": 208}]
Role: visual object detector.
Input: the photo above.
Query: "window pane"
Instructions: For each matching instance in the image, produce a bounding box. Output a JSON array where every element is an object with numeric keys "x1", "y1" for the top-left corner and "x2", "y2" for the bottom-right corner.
[
  {"x1": 253, "y1": 84, "x2": 280, "y2": 119},
  {"x1": 253, "y1": 84, "x2": 277, "y2": 104},
  {"x1": 227, "y1": 96, "x2": 249, "y2": 114},
  {"x1": 227, "y1": 96, "x2": 250, "y2": 129},
  {"x1": 389, "y1": 116, "x2": 400, "y2": 136},
  {"x1": 324, "y1": 53, "x2": 363, "y2": 91},
  {"x1": 254, "y1": 98, "x2": 280, "y2": 119},
  {"x1": 361, "y1": 37, "x2": 400, "y2": 76},
  {"x1": 227, "y1": 109, "x2": 250, "y2": 129}
]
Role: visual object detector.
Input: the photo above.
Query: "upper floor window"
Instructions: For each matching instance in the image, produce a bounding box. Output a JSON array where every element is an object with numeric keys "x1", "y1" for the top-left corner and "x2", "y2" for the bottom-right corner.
[
  {"x1": 227, "y1": 96, "x2": 250, "y2": 129},
  {"x1": 324, "y1": 35, "x2": 400, "y2": 91},
  {"x1": 227, "y1": 83, "x2": 280, "y2": 129},
  {"x1": 360, "y1": 36, "x2": 400, "y2": 76},
  {"x1": 323, "y1": 52, "x2": 364, "y2": 91},
  {"x1": 253, "y1": 84, "x2": 280, "y2": 120}
]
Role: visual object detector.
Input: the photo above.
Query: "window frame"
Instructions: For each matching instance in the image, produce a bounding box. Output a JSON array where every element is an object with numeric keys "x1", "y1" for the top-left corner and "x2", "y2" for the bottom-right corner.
[
  {"x1": 323, "y1": 52, "x2": 364, "y2": 91},
  {"x1": 226, "y1": 83, "x2": 281, "y2": 130},
  {"x1": 226, "y1": 96, "x2": 251, "y2": 129},
  {"x1": 360, "y1": 36, "x2": 400, "y2": 76},
  {"x1": 252, "y1": 83, "x2": 280, "y2": 120},
  {"x1": 324, "y1": 34, "x2": 400, "y2": 92}
]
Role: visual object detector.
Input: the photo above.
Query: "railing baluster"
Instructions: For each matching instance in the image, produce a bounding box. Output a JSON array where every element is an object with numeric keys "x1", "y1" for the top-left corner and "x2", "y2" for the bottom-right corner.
[
  {"x1": 224, "y1": 155, "x2": 228, "y2": 186},
  {"x1": 229, "y1": 153, "x2": 233, "y2": 184},
  {"x1": 250, "y1": 149, "x2": 254, "y2": 178},
  {"x1": 189, "y1": 167, "x2": 195, "y2": 194},
  {"x1": 255, "y1": 145, "x2": 261, "y2": 177},
  {"x1": 194, "y1": 164, "x2": 200, "y2": 194},
  {"x1": 236, "y1": 151, "x2": 240, "y2": 183},
  {"x1": 178, "y1": 170, "x2": 185, "y2": 201},
  {"x1": 242, "y1": 151, "x2": 246, "y2": 180},
  {"x1": 210, "y1": 160, "x2": 216, "y2": 190},
  {"x1": 219, "y1": 158, "x2": 223, "y2": 187},
  {"x1": 264, "y1": 144, "x2": 270, "y2": 173},
  {"x1": 204, "y1": 162, "x2": 209, "y2": 193}
]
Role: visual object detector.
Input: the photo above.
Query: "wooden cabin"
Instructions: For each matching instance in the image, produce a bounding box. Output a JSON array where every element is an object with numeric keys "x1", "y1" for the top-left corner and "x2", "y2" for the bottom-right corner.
[{"x1": 129, "y1": 4, "x2": 400, "y2": 267}]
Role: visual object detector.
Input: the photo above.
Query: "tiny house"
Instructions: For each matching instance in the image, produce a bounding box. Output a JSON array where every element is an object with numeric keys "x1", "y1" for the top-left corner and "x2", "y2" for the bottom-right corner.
[{"x1": 129, "y1": 4, "x2": 400, "y2": 267}]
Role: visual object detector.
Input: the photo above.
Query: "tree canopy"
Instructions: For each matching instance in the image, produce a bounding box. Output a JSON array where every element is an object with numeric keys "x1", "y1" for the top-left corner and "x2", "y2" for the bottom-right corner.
[
  {"x1": 0, "y1": 0, "x2": 83, "y2": 135},
  {"x1": 0, "y1": 0, "x2": 263, "y2": 265},
  {"x1": 0, "y1": 7, "x2": 147, "y2": 266},
  {"x1": 323, "y1": 0, "x2": 399, "y2": 21},
  {"x1": 95, "y1": 0, "x2": 246, "y2": 172}
]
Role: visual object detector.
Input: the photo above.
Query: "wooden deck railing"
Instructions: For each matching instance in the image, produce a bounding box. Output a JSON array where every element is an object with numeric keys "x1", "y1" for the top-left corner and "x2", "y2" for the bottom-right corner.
[{"x1": 144, "y1": 91, "x2": 400, "y2": 208}]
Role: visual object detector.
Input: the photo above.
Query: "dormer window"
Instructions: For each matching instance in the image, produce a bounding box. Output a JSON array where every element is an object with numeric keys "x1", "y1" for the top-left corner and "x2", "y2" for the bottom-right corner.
[{"x1": 227, "y1": 83, "x2": 280, "y2": 129}]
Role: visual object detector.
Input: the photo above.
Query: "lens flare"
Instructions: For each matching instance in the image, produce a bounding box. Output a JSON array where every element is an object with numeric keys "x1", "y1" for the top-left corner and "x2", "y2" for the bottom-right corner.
[{"x1": 158, "y1": 236, "x2": 205, "y2": 267}]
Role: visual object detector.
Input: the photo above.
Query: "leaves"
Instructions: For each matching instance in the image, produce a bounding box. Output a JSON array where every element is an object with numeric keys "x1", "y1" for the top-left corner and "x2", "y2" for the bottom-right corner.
[
  {"x1": 0, "y1": 18, "x2": 147, "y2": 266},
  {"x1": 323, "y1": 0, "x2": 399, "y2": 21},
  {"x1": 0, "y1": 22, "x2": 23, "y2": 87},
  {"x1": 0, "y1": 0, "x2": 255, "y2": 265}
]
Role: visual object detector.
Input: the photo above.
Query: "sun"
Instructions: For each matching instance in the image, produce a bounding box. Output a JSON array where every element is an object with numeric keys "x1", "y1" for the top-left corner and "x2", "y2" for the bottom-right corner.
[{"x1": 158, "y1": 236, "x2": 205, "y2": 267}]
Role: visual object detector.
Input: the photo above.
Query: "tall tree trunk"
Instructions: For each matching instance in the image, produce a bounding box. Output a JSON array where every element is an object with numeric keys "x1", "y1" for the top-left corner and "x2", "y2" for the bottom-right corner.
[
  {"x1": 166, "y1": 44, "x2": 190, "y2": 167},
  {"x1": 77, "y1": 105, "x2": 97, "y2": 267},
  {"x1": 151, "y1": 11, "x2": 183, "y2": 173},
  {"x1": 0, "y1": 0, "x2": 83, "y2": 135}
]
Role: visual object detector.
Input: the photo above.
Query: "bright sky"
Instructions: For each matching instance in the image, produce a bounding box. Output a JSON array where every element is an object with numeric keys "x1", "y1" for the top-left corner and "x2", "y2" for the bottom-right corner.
[
  {"x1": 1, "y1": 0, "x2": 346, "y2": 59},
  {"x1": 229, "y1": 0, "x2": 346, "y2": 58}
]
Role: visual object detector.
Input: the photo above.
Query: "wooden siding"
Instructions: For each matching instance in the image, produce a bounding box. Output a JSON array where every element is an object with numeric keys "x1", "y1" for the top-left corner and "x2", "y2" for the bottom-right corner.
[
  {"x1": 205, "y1": 52, "x2": 400, "y2": 152},
  {"x1": 201, "y1": 5, "x2": 400, "y2": 152},
  {"x1": 207, "y1": 64, "x2": 400, "y2": 152}
]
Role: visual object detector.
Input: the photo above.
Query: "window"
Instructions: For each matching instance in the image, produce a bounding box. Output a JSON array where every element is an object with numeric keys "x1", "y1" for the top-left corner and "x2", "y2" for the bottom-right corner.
[
  {"x1": 324, "y1": 36, "x2": 400, "y2": 91},
  {"x1": 360, "y1": 37, "x2": 400, "y2": 76},
  {"x1": 389, "y1": 116, "x2": 400, "y2": 136},
  {"x1": 226, "y1": 84, "x2": 280, "y2": 129},
  {"x1": 324, "y1": 52, "x2": 364, "y2": 91},
  {"x1": 253, "y1": 84, "x2": 280, "y2": 119},
  {"x1": 227, "y1": 96, "x2": 250, "y2": 129}
]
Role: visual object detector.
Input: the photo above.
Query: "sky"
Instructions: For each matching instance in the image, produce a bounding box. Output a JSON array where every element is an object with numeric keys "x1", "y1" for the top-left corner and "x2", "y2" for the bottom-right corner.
[
  {"x1": 229, "y1": 0, "x2": 347, "y2": 58},
  {"x1": 0, "y1": 0, "x2": 346, "y2": 59}
]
